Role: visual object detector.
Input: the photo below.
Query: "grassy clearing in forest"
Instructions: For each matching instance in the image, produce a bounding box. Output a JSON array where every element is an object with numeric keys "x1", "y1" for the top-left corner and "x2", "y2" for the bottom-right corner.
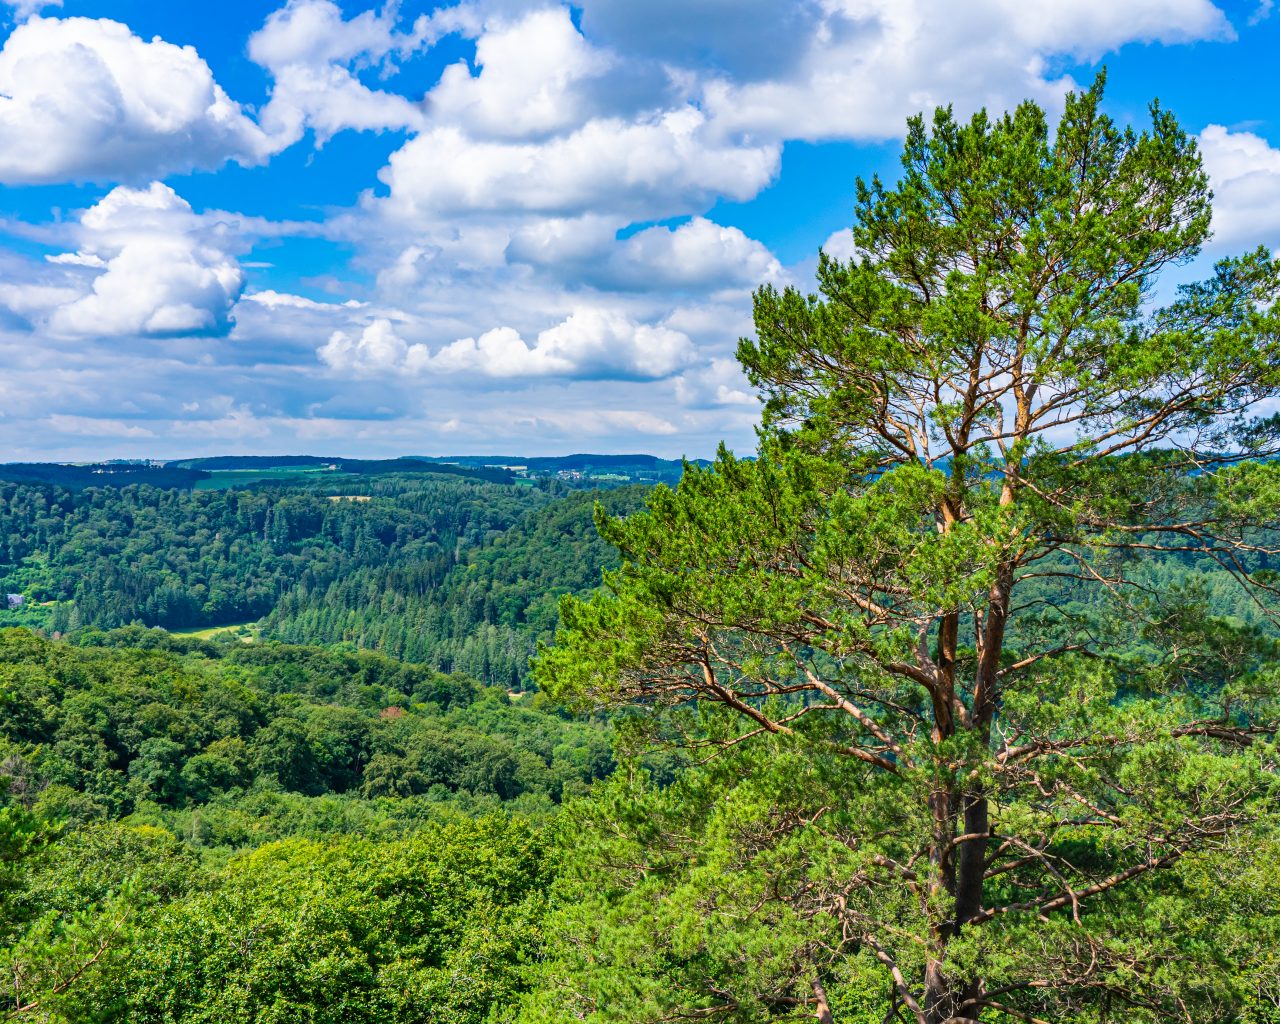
[
  {"x1": 194, "y1": 466, "x2": 349, "y2": 490},
  {"x1": 167, "y1": 621, "x2": 259, "y2": 641}
]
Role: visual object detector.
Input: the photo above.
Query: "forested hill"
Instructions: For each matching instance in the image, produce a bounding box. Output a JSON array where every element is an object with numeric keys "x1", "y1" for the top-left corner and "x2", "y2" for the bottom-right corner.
[
  {"x1": 0, "y1": 473, "x2": 536, "y2": 631},
  {"x1": 0, "y1": 470, "x2": 645, "y2": 686},
  {"x1": 0, "y1": 468, "x2": 645, "y2": 1021},
  {"x1": 263, "y1": 487, "x2": 645, "y2": 684},
  {"x1": 0, "y1": 463, "x2": 210, "y2": 489}
]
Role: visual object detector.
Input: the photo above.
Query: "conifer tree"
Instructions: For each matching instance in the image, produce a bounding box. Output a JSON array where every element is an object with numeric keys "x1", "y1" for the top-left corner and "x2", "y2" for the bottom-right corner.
[{"x1": 538, "y1": 76, "x2": 1280, "y2": 1022}]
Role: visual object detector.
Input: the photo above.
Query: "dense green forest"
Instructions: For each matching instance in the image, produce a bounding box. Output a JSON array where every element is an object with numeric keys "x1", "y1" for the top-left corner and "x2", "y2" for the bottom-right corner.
[
  {"x1": 0, "y1": 630, "x2": 613, "y2": 1021},
  {"x1": 4, "y1": 805, "x2": 551, "y2": 1022},
  {"x1": 0, "y1": 473, "x2": 535, "y2": 631},
  {"x1": 0, "y1": 628, "x2": 613, "y2": 837},
  {"x1": 262, "y1": 486, "x2": 644, "y2": 683},
  {"x1": 0, "y1": 477, "x2": 639, "y2": 1021},
  {"x1": 1, "y1": 457, "x2": 1278, "y2": 1024},
  {"x1": 0, "y1": 474, "x2": 642, "y2": 686}
]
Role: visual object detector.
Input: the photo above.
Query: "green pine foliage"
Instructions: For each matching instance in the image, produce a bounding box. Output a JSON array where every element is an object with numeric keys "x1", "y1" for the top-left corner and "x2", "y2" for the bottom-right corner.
[{"x1": 535, "y1": 77, "x2": 1280, "y2": 1022}]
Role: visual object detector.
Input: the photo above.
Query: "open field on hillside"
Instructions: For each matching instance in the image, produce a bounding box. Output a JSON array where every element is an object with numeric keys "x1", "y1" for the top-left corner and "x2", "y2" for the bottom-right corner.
[
  {"x1": 166, "y1": 621, "x2": 258, "y2": 640},
  {"x1": 193, "y1": 466, "x2": 344, "y2": 490}
]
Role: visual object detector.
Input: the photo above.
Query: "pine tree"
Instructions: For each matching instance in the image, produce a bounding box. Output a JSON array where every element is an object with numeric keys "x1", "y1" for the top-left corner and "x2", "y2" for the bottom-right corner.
[{"x1": 538, "y1": 77, "x2": 1280, "y2": 1022}]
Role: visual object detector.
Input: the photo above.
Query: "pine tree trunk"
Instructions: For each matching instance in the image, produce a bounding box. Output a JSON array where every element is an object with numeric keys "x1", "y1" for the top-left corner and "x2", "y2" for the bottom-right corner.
[{"x1": 920, "y1": 782, "x2": 989, "y2": 1023}]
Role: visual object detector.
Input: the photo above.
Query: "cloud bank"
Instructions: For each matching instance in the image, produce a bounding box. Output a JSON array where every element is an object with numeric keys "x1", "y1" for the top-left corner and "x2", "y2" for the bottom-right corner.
[{"x1": 0, "y1": 0, "x2": 1273, "y2": 459}]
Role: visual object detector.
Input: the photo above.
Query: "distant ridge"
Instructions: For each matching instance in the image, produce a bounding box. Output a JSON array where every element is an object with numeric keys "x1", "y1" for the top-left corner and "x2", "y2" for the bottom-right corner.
[
  {"x1": 171, "y1": 455, "x2": 515, "y2": 484},
  {"x1": 411, "y1": 453, "x2": 710, "y2": 481},
  {"x1": 175, "y1": 453, "x2": 711, "y2": 483},
  {"x1": 168, "y1": 455, "x2": 332, "y2": 470},
  {"x1": 0, "y1": 455, "x2": 710, "y2": 492},
  {"x1": 0, "y1": 462, "x2": 210, "y2": 489}
]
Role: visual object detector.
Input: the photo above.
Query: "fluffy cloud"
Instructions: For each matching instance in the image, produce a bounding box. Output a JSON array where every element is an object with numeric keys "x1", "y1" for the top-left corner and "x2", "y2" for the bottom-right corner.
[
  {"x1": 260, "y1": 62, "x2": 425, "y2": 144},
  {"x1": 1198, "y1": 124, "x2": 1280, "y2": 249},
  {"x1": 820, "y1": 228, "x2": 860, "y2": 263},
  {"x1": 51, "y1": 239, "x2": 242, "y2": 337},
  {"x1": 249, "y1": 0, "x2": 433, "y2": 146},
  {"x1": 498, "y1": 215, "x2": 619, "y2": 271},
  {"x1": 0, "y1": 281, "x2": 80, "y2": 322},
  {"x1": 673, "y1": 357, "x2": 760, "y2": 409},
  {"x1": 378, "y1": 108, "x2": 778, "y2": 221},
  {"x1": 0, "y1": 16, "x2": 271, "y2": 183},
  {"x1": 698, "y1": 0, "x2": 1234, "y2": 140},
  {"x1": 368, "y1": 6, "x2": 776, "y2": 231},
  {"x1": 0, "y1": 1, "x2": 458, "y2": 189},
  {"x1": 607, "y1": 219, "x2": 782, "y2": 291},
  {"x1": 248, "y1": 0, "x2": 405, "y2": 67},
  {"x1": 1000, "y1": 0, "x2": 1230, "y2": 53},
  {"x1": 508, "y1": 216, "x2": 784, "y2": 292},
  {"x1": 429, "y1": 310, "x2": 696, "y2": 379},
  {"x1": 47, "y1": 183, "x2": 245, "y2": 338},
  {"x1": 318, "y1": 309, "x2": 696, "y2": 381},
  {"x1": 427, "y1": 8, "x2": 615, "y2": 139},
  {"x1": 319, "y1": 318, "x2": 422, "y2": 375}
]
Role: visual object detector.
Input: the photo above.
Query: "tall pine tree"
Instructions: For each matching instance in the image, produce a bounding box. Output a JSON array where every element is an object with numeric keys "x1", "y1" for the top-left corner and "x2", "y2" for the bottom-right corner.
[{"x1": 537, "y1": 76, "x2": 1280, "y2": 1023}]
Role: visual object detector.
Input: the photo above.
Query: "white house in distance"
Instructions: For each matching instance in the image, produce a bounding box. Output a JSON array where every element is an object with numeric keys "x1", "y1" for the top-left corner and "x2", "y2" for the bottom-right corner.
[{"x1": 6, "y1": 594, "x2": 24, "y2": 610}]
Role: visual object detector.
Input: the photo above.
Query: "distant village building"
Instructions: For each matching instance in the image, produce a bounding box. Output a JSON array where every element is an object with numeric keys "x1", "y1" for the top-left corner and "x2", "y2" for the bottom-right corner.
[{"x1": 6, "y1": 594, "x2": 24, "y2": 609}]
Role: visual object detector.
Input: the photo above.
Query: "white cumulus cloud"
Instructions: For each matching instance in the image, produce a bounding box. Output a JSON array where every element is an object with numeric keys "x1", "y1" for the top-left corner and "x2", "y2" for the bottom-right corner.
[
  {"x1": 429, "y1": 309, "x2": 696, "y2": 379},
  {"x1": 427, "y1": 7, "x2": 615, "y2": 139},
  {"x1": 507, "y1": 216, "x2": 784, "y2": 292},
  {"x1": 378, "y1": 107, "x2": 779, "y2": 221},
  {"x1": 319, "y1": 318, "x2": 425, "y2": 376},
  {"x1": 1198, "y1": 124, "x2": 1280, "y2": 249},
  {"x1": 609, "y1": 218, "x2": 783, "y2": 291},
  {"x1": 0, "y1": 16, "x2": 271, "y2": 184},
  {"x1": 48, "y1": 183, "x2": 245, "y2": 338},
  {"x1": 318, "y1": 308, "x2": 697, "y2": 381},
  {"x1": 249, "y1": 0, "x2": 430, "y2": 146}
]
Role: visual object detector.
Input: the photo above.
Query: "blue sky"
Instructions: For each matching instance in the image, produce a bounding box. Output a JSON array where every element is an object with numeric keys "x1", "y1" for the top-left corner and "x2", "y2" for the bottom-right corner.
[{"x1": 0, "y1": 0, "x2": 1277, "y2": 460}]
